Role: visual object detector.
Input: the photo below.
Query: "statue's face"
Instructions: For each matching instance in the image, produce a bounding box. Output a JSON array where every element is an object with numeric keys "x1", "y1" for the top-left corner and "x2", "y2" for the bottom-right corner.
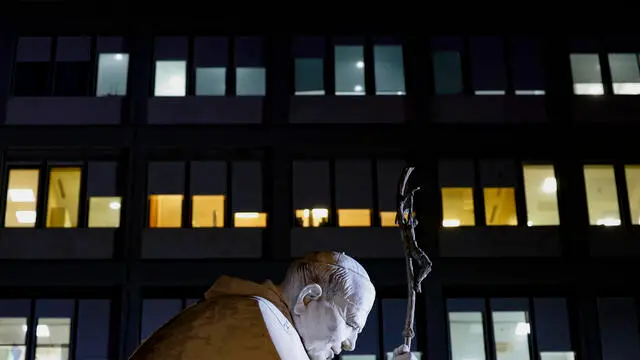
[{"x1": 294, "y1": 284, "x2": 375, "y2": 360}]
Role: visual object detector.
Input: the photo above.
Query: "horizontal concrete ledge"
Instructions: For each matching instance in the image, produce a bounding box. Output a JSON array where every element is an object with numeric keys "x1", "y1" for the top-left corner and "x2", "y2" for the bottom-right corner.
[
  {"x1": 290, "y1": 227, "x2": 404, "y2": 258},
  {"x1": 439, "y1": 226, "x2": 561, "y2": 257},
  {"x1": 0, "y1": 228, "x2": 115, "y2": 259},
  {"x1": 141, "y1": 228, "x2": 263, "y2": 259}
]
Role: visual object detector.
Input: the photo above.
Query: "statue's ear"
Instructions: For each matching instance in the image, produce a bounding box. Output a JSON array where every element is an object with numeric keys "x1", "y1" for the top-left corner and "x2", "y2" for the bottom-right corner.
[{"x1": 293, "y1": 283, "x2": 323, "y2": 315}]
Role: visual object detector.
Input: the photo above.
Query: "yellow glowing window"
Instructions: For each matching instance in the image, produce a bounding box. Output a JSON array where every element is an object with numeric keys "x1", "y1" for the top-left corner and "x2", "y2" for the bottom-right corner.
[
  {"x1": 483, "y1": 188, "x2": 517, "y2": 226},
  {"x1": 522, "y1": 165, "x2": 559, "y2": 226},
  {"x1": 192, "y1": 195, "x2": 225, "y2": 228},
  {"x1": 441, "y1": 188, "x2": 475, "y2": 227},
  {"x1": 45, "y1": 167, "x2": 82, "y2": 228},
  {"x1": 149, "y1": 194, "x2": 183, "y2": 228},
  {"x1": 234, "y1": 212, "x2": 267, "y2": 227},
  {"x1": 584, "y1": 165, "x2": 620, "y2": 226},
  {"x1": 295, "y1": 208, "x2": 329, "y2": 227},
  {"x1": 338, "y1": 209, "x2": 371, "y2": 227},
  {"x1": 4, "y1": 169, "x2": 40, "y2": 228},
  {"x1": 88, "y1": 196, "x2": 122, "y2": 228},
  {"x1": 380, "y1": 211, "x2": 397, "y2": 227},
  {"x1": 625, "y1": 165, "x2": 640, "y2": 225}
]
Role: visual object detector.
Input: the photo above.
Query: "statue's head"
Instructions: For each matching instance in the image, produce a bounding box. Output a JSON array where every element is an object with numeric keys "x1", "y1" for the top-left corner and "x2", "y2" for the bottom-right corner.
[{"x1": 280, "y1": 251, "x2": 376, "y2": 360}]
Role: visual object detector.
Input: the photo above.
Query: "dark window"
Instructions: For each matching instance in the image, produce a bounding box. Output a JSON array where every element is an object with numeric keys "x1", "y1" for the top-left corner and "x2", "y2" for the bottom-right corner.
[
  {"x1": 54, "y1": 37, "x2": 91, "y2": 96},
  {"x1": 432, "y1": 36, "x2": 464, "y2": 95},
  {"x1": 13, "y1": 37, "x2": 52, "y2": 96},
  {"x1": 294, "y1": 36, "x2": 325, "y2": 95},
  {"x1": 470, "y1": 36, "x2": 507, "y2": 94},
  {"x1": 511, "y1": 37, "x2": 545, "y2": 95}
]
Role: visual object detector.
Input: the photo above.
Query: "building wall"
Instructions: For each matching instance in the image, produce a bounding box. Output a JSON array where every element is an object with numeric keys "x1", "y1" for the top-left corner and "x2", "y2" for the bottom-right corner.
[{"x1": 0, "y1": 12, "x2": 640, "y2": 360}]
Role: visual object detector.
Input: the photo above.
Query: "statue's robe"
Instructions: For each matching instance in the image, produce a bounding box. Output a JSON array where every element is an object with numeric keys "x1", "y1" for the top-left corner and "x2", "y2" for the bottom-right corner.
[{"x1": 129, "y1": 275, "x2": 310, "y2": 359}]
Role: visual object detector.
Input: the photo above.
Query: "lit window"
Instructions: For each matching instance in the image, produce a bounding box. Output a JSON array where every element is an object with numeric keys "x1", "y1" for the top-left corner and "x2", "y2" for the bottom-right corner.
[
  {"x1": 583, "y1": 165, "x2": 620, "y2": 226},
  {"x1": 373, "y1": 45, "x2": 405, "y2": 95},
  {"x1": 192, "y1": 195, "x2": 225, "y2": 228},
  {"x1": 96, "y1": 53, "x2": 129, "y2": 96},
  {"x1": 295, "y1": 208, "x2": 329, "y2": 227},
  {"x1": 441, "y1": 188, "x2": 475, "y2": 227},
  {"x1": 0, "y1": 317, "x2": 27, "y2": 357},
  {"x1": 234, "y1": 212, "x2": 267, "y2": 228},
  {"x1": 149, "y1": 195, "x2": 183, "y2": 228},
  {"x1": 45, "y1": 167, "x2": 81, "y2": 228},
  {"x1": 194, "y1": 37, "x2": 227, "y2": 96},
  {"x1": 625, "y1": 165, "x2": 640, "y2": 225},
  {"x1": 34, "y1": 318, "x2": 70, "y2": 359},
  {"x1": 235, "y1": 37, "x2": 265, "y2": 96},
  {"x1": 448, "y1": 312, "x2": 486, "y2": 360},
  {"x1": 484, "y1": 188, "x2": 517, "y2": 226},
  {"x1": 236, "y1": 68, "x2": 265, "y2": 96},
  {"x1": 523, "y1": 165, "x2": 559, "y2": 226},
  {"x1": 570, "y1": 54, "x2": 604, "y2": 95},
  {"x1": 608, "y1": 53, "x2": 640, "y2": 95},
  {"x1": 380, "y1": 211, "x2": 397, "y2": 227},
  {"x1": 492, "y1": 311, "x2": 532, "y2": 360},
  {"x1": 154, "y1": 61, "x2": 186, "y2": 96},
  {"x1": 196, "y1": 68, "x2": 226, "y2": 96},
  {"x1": 88, "y1": 196, "x2": 121, "y2": 228},
  {"x1": 337, "y1": 209, "x2": 371, "y2": 227},
  {"x1": 335, "y1": 45, "x2": 365, "y2": 95},
  {"x1": 295, "y1": 58, "x2": 324, "y2": 95},
  {"x1": 4, "y1": 169, "x2": 39, "y2": 228}
]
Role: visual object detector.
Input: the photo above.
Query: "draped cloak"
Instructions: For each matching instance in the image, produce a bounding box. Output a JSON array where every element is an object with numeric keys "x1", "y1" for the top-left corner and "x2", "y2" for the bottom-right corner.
[{"x1": 129, "y1": 275, "x2": 310, "y2": 360}]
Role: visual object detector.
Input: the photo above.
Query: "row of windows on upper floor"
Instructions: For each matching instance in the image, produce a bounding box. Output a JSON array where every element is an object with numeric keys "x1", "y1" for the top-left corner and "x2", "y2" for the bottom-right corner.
[
  {"x1": 3, "y1": 296, "x2": 639, "y2": 360},
  {"x1": 2, "y1": 159, "x2": 640, "y2": 230},
  {"x1": 11, "y1": 36, "x2": 640, "y2": 98}
]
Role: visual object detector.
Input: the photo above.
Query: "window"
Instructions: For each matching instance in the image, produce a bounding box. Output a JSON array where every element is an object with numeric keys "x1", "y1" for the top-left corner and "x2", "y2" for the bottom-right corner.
[
  {"x1": 432, "y1": 36, "x2": 464, "y2": 95},
  {"x1": 583, "y1": 165, "x2": 620, "y2": 226},
  {"x1": 148, "y1": 162, "x2": 185, "y2": 228},
  {"x1": 148, "y1": 161, "x2": 264, "y2": 228},
  {"x1": 0, "y1": 299, "x2": 111, "y2": 360},
  {"x1": 191, "y1": 161, "x2": 226, "y2": 228},
  {"x1": 470, "y1": 36, "x2": 507, "y2": 95},
  {"x1": 447, "y1": 298, "x2": 575, "y2": 360},
  {"x1": 54, "y1": 37, "x2": 91, "y2": 96},
  {"x1": 570, "y1": 54, "x2": 604, "y2": 95},
  {"x1": 624, "y1": 165, "x2": 640, "y2": 224},
  {"x1": 481, "y1": 160, "x2": 518, "y2": 226},
  {"x1": 194, "y1": 37, "x2": 227, "y2": 96},
  {"x1": 153, "y1": 37, "x2": 188, "y2": 96},
  {"x1": 87, "y1": 162, "x2": 121, "y2": 228},
  {"x1": 13, "y1": 37, "x2": 52, "y2": 96},
  {"x1": 335, "y1": 39, "x2": 365, "y2": 95},
  {"x1": 511, "y1": 36, "x2": 545, "y2": 95},
  {"x1": 608, "y1": 53, "x2": 640, "y2": 94},
  {"x1": 383, "y1": 299, "x2": 422, "y2": 359},
  {"x1": 141, "y1": 298, "x2": 200, "y2": 341},
  {"x1": 336, "y1": 160, "x2": 373, "y2": 227},
  {"x1": 599, "y1": 298, "x2": 640, "y2": 360},
  {"x1": 373, "y1": 41, "x2": 405, "y2": 95},
  {"x1": 235, "y1": 37, "x2": 265, "y2": 96},
  {"x1": 523, "y1": 164, "x2": 560, "y2": 226},
  {"x1": 293, "y1": 161, "x2": 330, "y2": 227},
  {"x1": 377, "y1": 160, "x2": 406, "y2": 227},
  {"x1": 231, "y1": 162, "x2": 266, "y2": 227},
  {"x1": 45, "y1": 167, "x2": 82, "y2": 228},
  {"x1": 96, "y1": 36, "x2": 129, "y2": 96},
  {"x1": 4, "y1": 169, "x2": 40, "y2": 228},
  {"x1": 294, "y1": 37, "x2": 325, "y2": 95},
  {"x1": 439, "y1": 160, "x2": 475, "y2": 227}
]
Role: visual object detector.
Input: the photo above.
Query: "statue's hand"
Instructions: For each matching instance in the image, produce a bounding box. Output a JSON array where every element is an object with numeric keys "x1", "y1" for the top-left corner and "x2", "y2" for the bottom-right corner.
[{"x1": 392, "y1": 345, "x2": 418, "y2": 360}]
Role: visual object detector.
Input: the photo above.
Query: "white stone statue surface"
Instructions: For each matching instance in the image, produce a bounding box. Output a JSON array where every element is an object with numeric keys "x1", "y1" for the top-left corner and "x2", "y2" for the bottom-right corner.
[{"x1": 129, "y1": 251, "x2": 416, "y2": 359}]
